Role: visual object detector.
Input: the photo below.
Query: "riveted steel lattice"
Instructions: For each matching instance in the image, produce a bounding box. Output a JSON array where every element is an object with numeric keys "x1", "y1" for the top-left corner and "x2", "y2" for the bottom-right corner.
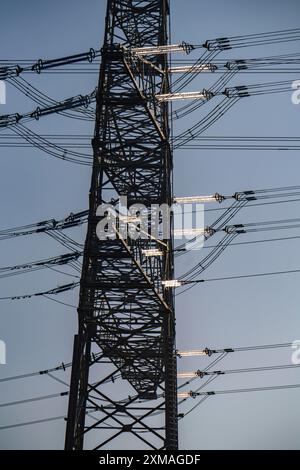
[{"x1": 65, "y1": 0, "x2": 177, "y2": 450}]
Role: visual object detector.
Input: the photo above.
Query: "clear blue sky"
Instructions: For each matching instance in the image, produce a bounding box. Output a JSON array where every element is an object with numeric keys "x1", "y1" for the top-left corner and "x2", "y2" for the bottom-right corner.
[{"x1": 0, "y1": 0, "x2": 300, "y2": 449}]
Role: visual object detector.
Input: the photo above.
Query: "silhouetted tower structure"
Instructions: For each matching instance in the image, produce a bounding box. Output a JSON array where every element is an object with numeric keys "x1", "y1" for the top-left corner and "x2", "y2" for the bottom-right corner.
[{"x1": 65, "y1": 0, "x2": 177, "y2": 450}]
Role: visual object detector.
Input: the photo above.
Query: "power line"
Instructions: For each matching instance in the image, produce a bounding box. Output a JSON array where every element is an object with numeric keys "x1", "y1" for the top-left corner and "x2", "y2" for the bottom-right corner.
[
  {"x1": 179, "y1": 383, "x2": 300, "y2": 399},
  {"x1": 176, "y1": 341, "x2": 293, "y2": 358},
  {"x1": 0, "y1": 391, "x2": 69, "y2": 408},
  {"x1": 0, "y1": 415, "x2": 66, "y2": 431},
  {"x1": 176, "y1": 235, "x2": 300, "y2": 252},
  {"x1": 2, "y1": 382, "x2": 299, "y2": 430},
  {"x1": 0, "y1": 252, "x2": 82, "y2": 279},
  {"x1": 0, "y1": 362, "x2": 71, "y2": 384},
  {"x1": 178, "y1": 363, "x2": 300, "y2": 379},
  {"x1": 179, "y1": 268, "x2": 300, "y2": 285},
  {"x1": 0, "y1": 281, "x2": 80, "y2": 301}
]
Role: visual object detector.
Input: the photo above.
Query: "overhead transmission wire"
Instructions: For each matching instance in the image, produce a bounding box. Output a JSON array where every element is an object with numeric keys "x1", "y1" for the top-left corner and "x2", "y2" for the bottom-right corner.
[
  {"x1": 2, "y1": 29, "x2": 298, "y2": 129},
  {"x1": 1, "y1": 183, "x2": 299, "y2": 257},
  {"x1": 172, "y1": 77, "x2": 299, "y2": 149},
  {"x1": 170, "y1": 37, "x2": 300, "y2": 138},
  {"x1": 1, "y1": 187, "x2": 300, "y2": 239},
  {"x1": 6, "y1": 209, "x2": 299, "y2": 298},
  {"x1": 4, "y1": 53, "x2": 300, "y2": 75},
  {"x1": 173, "y1": 185, "x2": 300, "y2": 293},
  {"x1": 178, "y1": 135, "x2": 300, "y2": 151},
  {"x1": 0, "y1": 47, "x2": 100, "y2": 79},
  {"x1": 178, "y1": 216, "x2": 300, "y2": 281},
  {"x1": 1, "y1": 50, "x2": 299, "y2": 162},
  {"x1": 171, "y1": 28, "x2": 300, "y2": 92},
  {"x1": 0, "y1": 133, "x2": 92, "y2": 148},
  {"x1": 174, "y1": 184, "x2": 300, "y2": 254},
  {"x1": 177, "y1": 341, "x2": 296, "y2": 417},
  {"x1": 0, "y1": 82, "x2": 93, "y2": 164},
  {"x1": 0, "y1": 89, "x2": 96, "y2": 129},
  {"x1": 0, "y1": 341, "x2": 294, "y2": 428},
  {"x1": 178, "y1": 384, "x2": 300, "y2": 420},
  {"x1": 0, "y1": 209, "x2": 88, "y2": 241},
  {"x1": 197, "y1": 28, "x2": 300, "y2": 51},
  {"x1": 184, "y1": 234, "x2": 300, "y2": 252},
  {"x1": 0, "y1": 281, "x2": 80, "y2": 301},
  {"x1": 171, "y1": 39, "x2": 300, "y2": 118},
  {"x1": 7, "y1": 76, "x2": 94, "y2": 121},
  {"x1": 179, "y1": 383, "x2": 300, "y2": 399},
  {"x1": 176, "y1": 345, "x2": 297, "y2": 406},
  {"x1": 176, "y1": 198, "x2": 300, "y2": 222},
  {"x1": 0, "y1": 252, "x2": 82, "y2": 280},
  {"x1": 173, "y1": 76, "x2": 297, "y2": 123},
  {"x1": 3, "y1": 129, "x2": 92, "y2": 166},
  {"x1": 0, "y1": 340, "x2": 290, "y2": 385},
  {"x1": 4, "y1": 131, "x2": 300, "y2": 163},
  {"x1": 1, "y1": 28, "x2": 300, "y2": 434},
  {"x1": 0, "y1": 185, "x2": 299, "y2": 284},
  {"x1": 178, "y1": 363, "x2": 300, "y2": 380},
  {"x1": 2, "y1": 27, "x2": 300, "y2": 74},
  {"x1": 3, "y1": 133, "x2": 300, "y2": 152},
  {"x1": 0, "y1": 126, "x2": 93, "y2": 166},
  {"x1": 178, "y1": 352, "x2": 229, "y2": 395},
  {"x1": 171, "y1": 68, "x2": 237, "y2": 120}
]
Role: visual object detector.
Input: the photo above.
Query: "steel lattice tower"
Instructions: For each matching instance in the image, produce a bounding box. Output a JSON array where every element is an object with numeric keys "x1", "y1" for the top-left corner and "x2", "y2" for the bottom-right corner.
[{"x1": 65, "y1": 0, "x2": 178, "y2": 450}]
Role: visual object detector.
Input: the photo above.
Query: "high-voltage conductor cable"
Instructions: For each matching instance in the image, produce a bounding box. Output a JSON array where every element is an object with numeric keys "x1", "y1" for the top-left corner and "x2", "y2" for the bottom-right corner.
[
  {"x1": 0, "y1": 281, "x2": 80, "y2": 301},
  {"x1": 0, "y1": 361, "x2": 72, "y2": 384},
  {"x1": 171, "y1": 49, "x2": 220, "y2": 92},
  {"x1": 176, "y1": 341, "x2": 295, "y2": 358},
  {"x1": 172, "y1": 28, "x2": 300, "y2": 89},
  {"x1": 198, "y1": 28, "x2": 300, "y2": 51},
  {"x1": 179, "y1": 231, "x2": 300, "y2": 282},
  {"x1": 0, "y1": 391, "x2": 69, "y2": 409},
  {"x1": 0, "y1": 210, "x2": 88, "y2": 241},
  {"x1": 177, "y1": 363, "x2": 300, "y2": 380},
  {"x1": 4, "y1": 52, "x2": 300, "y2": 75},
  {"x1": 178, "y1": 216, "x2": 300, "y2": 281},
  {"x1": 0, "y1": 90, "x2": 96, "y2": 128},
  {"x1": 0, "y1": 48, "x2": 100, "y2": 80},
  {"x1": 177, "y1": 353, "x2": 229, "y2": 397},
  {"x1": 172, "y1": 68, "x2": 237, "y2": 120},
  {"x1": 173, "y1": 185, "x2": 300, "y2": 254},
  {"x1": 166, "y1": 268, "x2": 300, "y2": 295},
  {"x1": 0, "y1": 343, "x2": 293, "y2": 427},
  {"x1": 1, "y1": 184, "x2": 300, "y2": 243},
  {"x1": 0, "y1": 133, "x2": 92, "y2": 148},
  {"x1": 177, "y1": 234, "x2": 300, "y2": 254},
  {"x1": 10, "y1": 124, "x2": 93, "y2": 166},
  {"x1": 0, "y1": 252, "x2": 82, "y2": 279},
  {"x1": 176, "y1": 342, "x2": 293, "y2": 391},
  {"x1": 178, "y1": 135, "x2": 300, "y2": 151},
  {"x1": 173, "y1": 97, "x2": 240, "y2": 148},
  {"x1": 182, "y1": 197, "x2": 300, "y2": 216},
  {"x1": 177, "y1": 342, "x2": 297, "y2": 416},
  {"x1": 0, "y1": 130, "x2": 93, "y2": 166},
  {"x1": 7, "y1": 76, "x2": 94, "y2": 121},
  {"x1": 173, "y1": 30, "x2": 300, "y2": 109},
  {"x1": 2, "y1": 28, "x2": 300, "y2": 76},
  {"x1": 179, "y1": 383, "x2": 300, "y2": 418},
  {"x1": 178, "y1": 383, "x2": 300, "y2": 400}
]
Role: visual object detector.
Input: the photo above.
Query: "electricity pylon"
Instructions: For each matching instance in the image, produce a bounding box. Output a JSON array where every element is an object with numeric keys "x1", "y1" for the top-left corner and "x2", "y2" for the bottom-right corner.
[{"x1": 65, "y1": 0, "x2": 178, "y2": 450}]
